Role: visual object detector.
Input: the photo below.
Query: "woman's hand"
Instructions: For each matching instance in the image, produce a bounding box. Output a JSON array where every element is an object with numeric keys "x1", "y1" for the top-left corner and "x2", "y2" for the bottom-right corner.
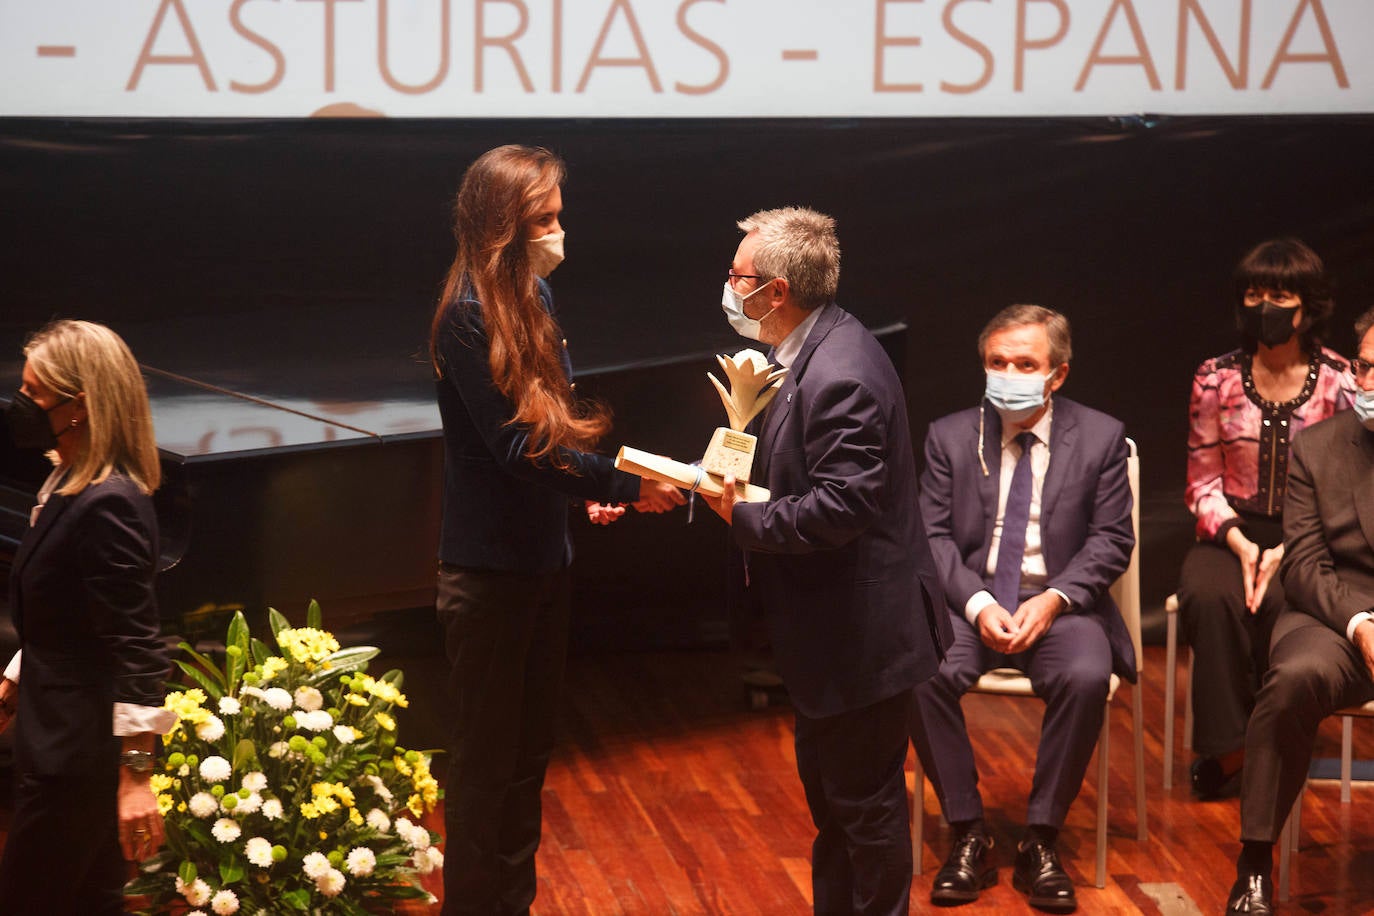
[
  {"x1": 1250, "y1": 543, "x2": 1285, "y2": 613},
  {"x1": 585, "y1": 501, "x2": 626, "y2": 525},
  {"x1": 1226, "y1": 526, "x2": 1272, "y2": 614},
  {"x1": 118, "y1": 768, "x2": 164, "y2": 861},
  {"x1": 633, "y1": 479, "x2": 686, "y2": 514},
  {"x1": 0, "y1": 677, "x2": 16, "y2": 734}
]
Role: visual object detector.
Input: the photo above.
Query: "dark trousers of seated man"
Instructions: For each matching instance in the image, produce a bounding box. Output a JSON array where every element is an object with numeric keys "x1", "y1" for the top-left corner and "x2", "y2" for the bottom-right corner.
[
  {"x1": 911, "y1": 609, "x2": 1112, "y2": 836},
  {"x1": 1240, "y1": 610, "x2": 1374, "y2": 846}
]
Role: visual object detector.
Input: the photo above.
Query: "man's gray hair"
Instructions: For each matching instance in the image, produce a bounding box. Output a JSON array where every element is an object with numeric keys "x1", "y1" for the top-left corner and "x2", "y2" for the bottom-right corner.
[
  {"x1": 737, "y1": 207, "x2": 840, "y2": 310},
  {"x1": 1355, "y1": 305, "x2": 1374, "y2": 344},
  {"x1": 977, "y1": 304, "x2": 1073, "y2": 367}
]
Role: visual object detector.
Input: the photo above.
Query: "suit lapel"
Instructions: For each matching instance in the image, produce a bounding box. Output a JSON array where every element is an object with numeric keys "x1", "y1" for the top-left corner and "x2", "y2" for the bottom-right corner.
[
  {"x1": 754, "y1": 306, "x2": 840, "y2": 482},
  {"x1": 1040, "y1": 398, "x2": 1077, "y2": 542},
  {"x1": 1350, "y1": 420, "x2": 1374, "y2": 552},
  {"x1": 11, "y1": 490, "x2": 70, "y2": 579}
]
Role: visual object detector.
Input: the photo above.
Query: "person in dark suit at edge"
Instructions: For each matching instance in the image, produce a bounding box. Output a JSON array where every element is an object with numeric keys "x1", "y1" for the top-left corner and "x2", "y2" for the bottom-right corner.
[
  {"x1": 911, "y1": 305, "x2": 1135, "y2": 912},
  {"x1": 0, "y1": 320, "x2": 175, "y2": 913},
  {"x1": 1225, "y1": 306, "x2": 1374, "y2": 915},
  {"x1": 704, "y1": 206, "x2": 953, "y2": 916}
]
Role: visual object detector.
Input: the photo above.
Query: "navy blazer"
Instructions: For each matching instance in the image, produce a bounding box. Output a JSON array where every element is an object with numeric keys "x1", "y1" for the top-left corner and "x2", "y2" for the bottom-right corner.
[
  {"x1": 8, "y1": 473, "x2": 167, "y2": 776},
  {"x1": 919, "y1": 397, "x2": 1137, "y2": 682},
  {"x1": 433, "y1": 280, "x2": 640, "y2": 573},
  {"x1": 732, "y1": 305, "x2": 954, "y2": 719}
]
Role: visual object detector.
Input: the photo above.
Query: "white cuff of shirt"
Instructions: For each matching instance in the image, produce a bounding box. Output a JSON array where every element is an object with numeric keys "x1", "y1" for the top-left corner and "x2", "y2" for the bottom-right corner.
[
  {"x1": 1347, "y1": 611, "x2": 1374, "y2": 644},
  {"x1": 964, "y1": 588, "x2": 1073, "y2": 627},
  {"x1": 4, "y1": 651, "x2": 19, "y2": 683},
  {"x1": 114, "y1": 702, "x2": 177, "y2": 737}
]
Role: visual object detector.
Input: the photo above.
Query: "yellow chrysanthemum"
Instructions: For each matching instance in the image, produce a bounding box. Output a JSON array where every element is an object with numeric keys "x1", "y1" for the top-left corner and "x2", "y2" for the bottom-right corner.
[
  {"x1": 277, "y1": 628, "x2": 340, "y2": 666},
  {"x1": 156, "y1": 794, "x2": 175, "y2": 816},
  {"x1": 259, "y1": 656, "x2": 288, "y2": 682},
  {"x1": 300, "y1": 802, "x2": 320, "y2": 819},
  {"x1": 150, "y1": 774, "x2": 174, "y2": 793},
  {"x1": 349, "y1": 808, "x2": 363, "y2": 826},
  {"x1": 375, "y1": 712, "x2": 395, "y2": 732},
  {"x1": 164, "y1": 689, "x2": 211, "y2": 725}
]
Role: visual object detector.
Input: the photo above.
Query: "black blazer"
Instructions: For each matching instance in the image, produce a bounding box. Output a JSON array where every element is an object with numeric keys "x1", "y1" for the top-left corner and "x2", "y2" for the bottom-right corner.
[
  {"x1": 8, "y1": 472, "x2": 167, "y2": 776},
  {"x1": 732, "y1": 305, "x2": 954, "y2": 719},
  {"x1": 432, "y1": 280, "x2": 640, "y2": 574},
  {"x1": 919, "y1": 397, "x2": 1137, "y2": 682}
]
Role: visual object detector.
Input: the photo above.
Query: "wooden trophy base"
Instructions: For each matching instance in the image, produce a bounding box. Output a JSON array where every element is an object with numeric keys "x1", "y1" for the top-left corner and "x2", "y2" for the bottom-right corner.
[{"x1": 701, "y1": 428, "x2": 757, "y2": 485}]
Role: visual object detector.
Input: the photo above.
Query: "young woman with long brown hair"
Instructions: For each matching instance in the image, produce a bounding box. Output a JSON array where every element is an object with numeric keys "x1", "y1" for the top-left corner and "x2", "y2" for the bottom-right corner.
[{"x1": 428, "y1": 144, "x2": 681, "y2": 915}]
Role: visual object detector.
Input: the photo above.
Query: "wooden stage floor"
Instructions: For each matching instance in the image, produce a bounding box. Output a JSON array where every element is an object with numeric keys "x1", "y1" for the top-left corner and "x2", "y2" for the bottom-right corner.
[{"x1": 2, "y1": 643, "x2": 1373, "y2": 914}]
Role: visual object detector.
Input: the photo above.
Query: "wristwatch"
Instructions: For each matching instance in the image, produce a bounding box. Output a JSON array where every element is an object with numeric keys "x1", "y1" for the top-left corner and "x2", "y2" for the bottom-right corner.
[{"x1": 120, "y1": 749, "x2": 155, "y2": 775}]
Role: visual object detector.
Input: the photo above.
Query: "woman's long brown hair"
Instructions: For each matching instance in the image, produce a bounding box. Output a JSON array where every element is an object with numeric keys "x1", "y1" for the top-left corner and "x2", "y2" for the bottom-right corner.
[{"x1": 430, "y1": 145, "x2": 610, "y2": 469}]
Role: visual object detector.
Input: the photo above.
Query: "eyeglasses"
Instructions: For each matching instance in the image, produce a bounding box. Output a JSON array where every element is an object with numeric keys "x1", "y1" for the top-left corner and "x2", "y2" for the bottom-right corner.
[
  {"x1": 1352, "y1": 358, "x2": 1374, "y2": 379},
  {"x1": 727, "y1": 270, "x2": 762, "y2": 286}
]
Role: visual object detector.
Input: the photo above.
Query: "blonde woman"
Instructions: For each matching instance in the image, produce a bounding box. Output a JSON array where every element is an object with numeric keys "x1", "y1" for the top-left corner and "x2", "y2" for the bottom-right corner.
[{"x1": 0, "y1": 320, "x2": 174, "y2": 913}]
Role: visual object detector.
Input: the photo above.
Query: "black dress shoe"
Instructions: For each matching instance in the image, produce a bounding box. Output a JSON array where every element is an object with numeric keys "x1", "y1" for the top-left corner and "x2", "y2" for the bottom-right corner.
[
  {"x1": 1012, "y1": 839, "x2": 1076, "y2": 913},
  {"x1": 1225, "y1": 873, "x2": 1273, "y2": 914},
  {"x1": 1191, "y1": 757, "x2": 1243, "y2": 799},
  {"x1": 930, "y1": 831, "x2": 996, "y2": 905}
]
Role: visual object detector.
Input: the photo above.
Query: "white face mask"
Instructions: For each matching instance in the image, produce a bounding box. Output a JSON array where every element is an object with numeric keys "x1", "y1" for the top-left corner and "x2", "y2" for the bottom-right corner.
[
  {"x1": 529, "y1": 231, "x2": 565, "y2": 278},
  {"x1": 984, "y1": 369, "x2": 1053, "y2": 425},
  {"x1": 720, "y1": 279, "x2": 774, "y2": 341}
]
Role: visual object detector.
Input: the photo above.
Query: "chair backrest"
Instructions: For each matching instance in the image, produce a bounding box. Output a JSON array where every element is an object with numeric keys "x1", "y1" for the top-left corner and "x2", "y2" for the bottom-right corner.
[{"x1": 1107, "y1": 438, "x2": 1142, "y2": 676}]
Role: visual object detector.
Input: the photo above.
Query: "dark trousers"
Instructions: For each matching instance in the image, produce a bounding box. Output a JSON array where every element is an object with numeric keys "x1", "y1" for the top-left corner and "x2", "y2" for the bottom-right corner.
[
  {"x1": 794, "y1": 690, "x2": 913, "y2": 916},
  {"x1": 436, "y1": 564, "x2": 571, "y2": 916},
  {"x1": 910, "y1": 610, "x2": 1111, "y2": 829},
  {"x1": 0, "y1": 765, "x2": 124, "y2": 915},
  {"x1": 1178, "y1": 526, "x2": 1285, "y2": 757},
  {"x1": 1240, "y1": 611, "x2": 1374, "y2": 843}
]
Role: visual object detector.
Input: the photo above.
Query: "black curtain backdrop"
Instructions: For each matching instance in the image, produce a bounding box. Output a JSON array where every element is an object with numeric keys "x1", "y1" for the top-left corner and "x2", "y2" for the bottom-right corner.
[{"x1": 3, "y1": 115, "x2": 1373, "y2": 644}]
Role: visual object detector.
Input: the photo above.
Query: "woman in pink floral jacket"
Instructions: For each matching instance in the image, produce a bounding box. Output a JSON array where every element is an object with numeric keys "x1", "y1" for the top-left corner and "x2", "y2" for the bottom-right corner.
[{"x1": 1180, "y1": 238, "x2": 1355, "y2": 798}]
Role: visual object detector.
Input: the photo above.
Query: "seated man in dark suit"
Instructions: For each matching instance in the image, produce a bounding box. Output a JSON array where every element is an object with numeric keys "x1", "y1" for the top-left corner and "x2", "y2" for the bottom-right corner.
[
  {"x1": 911, "y1": 304, "x2": 1135, "y2": 913},
  {"x1": 1226, "y1": 306, "x2": 1374, "y2": 914}
]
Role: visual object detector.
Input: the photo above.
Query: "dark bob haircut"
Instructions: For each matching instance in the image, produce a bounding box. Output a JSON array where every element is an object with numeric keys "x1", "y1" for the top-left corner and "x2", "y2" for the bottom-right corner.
[{"x1": 1233, "y1": 237, "x2": 1333, "y2": 352}]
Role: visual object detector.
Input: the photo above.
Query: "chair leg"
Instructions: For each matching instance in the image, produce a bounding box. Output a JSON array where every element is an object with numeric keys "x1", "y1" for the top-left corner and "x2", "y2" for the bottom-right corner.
[
  {"x1": 1096, "y1": 704, "x2": 1109, "y2": 889},
  {"x1": 1164, "y1": 610, "x2": 1178, "y2": 790},
  {"x1": 1342, "y1": 716, "x2": 1354, "y2": 803},
  {"x1": 1133, "y1": 684, "x2": 1147, "y2": 842},
  {"x1": 1184, "y1": 649, "x2": 1195, "y2": 752},
  {"x1": 911, "y1": 752, "x2": 924, "y2": 875}
]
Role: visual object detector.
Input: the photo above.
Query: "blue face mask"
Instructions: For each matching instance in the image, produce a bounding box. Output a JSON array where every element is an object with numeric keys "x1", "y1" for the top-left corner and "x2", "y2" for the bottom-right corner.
[
  {"x1": 1354, "y1": 388, "x2": 1374, "y2": 430},
  {"x1": 984, "y1": 370, "x2": 1051, "y2": 425}
]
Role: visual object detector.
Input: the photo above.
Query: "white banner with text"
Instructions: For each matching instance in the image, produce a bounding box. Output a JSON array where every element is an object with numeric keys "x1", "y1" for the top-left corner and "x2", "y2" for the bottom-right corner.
[{"x1": 1, "y1": 0, "x2": 1370, "y2": 118}]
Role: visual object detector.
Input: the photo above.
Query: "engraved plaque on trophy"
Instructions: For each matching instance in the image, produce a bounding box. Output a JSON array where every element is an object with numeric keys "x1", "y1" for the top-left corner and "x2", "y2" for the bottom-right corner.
[{"x1": 614, "y1": 349, "x2": 787, "y2": 503}]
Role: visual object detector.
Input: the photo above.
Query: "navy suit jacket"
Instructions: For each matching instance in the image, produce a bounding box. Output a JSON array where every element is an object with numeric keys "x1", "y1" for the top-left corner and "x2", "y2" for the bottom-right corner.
[
  {"x1": 919, "y1": 397, "x2": 1137, "y2": 682},
  {"x1": 433, "y1": 279, "x2": 640, "y2": 573},
  {"x1": 7, "y1": 473, "x2": 168, "y2": 776},
  {"x1": 732, "y1": 305, "x2": 954, "y2": 719}
]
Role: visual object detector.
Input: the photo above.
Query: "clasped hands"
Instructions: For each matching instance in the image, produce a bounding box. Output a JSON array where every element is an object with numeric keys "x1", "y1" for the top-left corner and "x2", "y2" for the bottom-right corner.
[
  {"x1": 976, "y1": 591, "x2": 1066, "y2": 654},
  {"x1": 1226, "y1": 527, "x2": 1283, "y2": 614},
  {"x1": 585, "y1": 478, "x2": 686, "y2": 525}
]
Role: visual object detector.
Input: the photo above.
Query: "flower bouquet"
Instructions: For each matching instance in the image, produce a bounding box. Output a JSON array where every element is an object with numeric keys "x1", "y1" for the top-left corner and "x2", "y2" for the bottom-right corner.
[{"x1": 126, "y1": 602, "x2": 444, "y2": 914}]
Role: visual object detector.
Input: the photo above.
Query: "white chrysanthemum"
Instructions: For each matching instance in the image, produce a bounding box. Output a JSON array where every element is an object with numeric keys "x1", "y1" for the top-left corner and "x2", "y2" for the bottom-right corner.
[
  {"x1": 267, "y1": 741, "x2": 290, "y2": 759},
  {"x1": 262, "y1": 687, "x2": 293, "y2": 710},
  {"x1": 365, "y1": 808, "x2": 390, "y2": 832},
  {"x1": 244, "y1": 836, "x2": 274, "y2": 868},
  {"x1": 241, "y1": 771, "x2": 268, "y2": 792},
  {"x1": 177, "y1": 876, "x2": 212, "y2": 906},
  {"x1": 414, "y1": 845, "x2": 443, "y2": 874},
  {"x1": 316, "y1": 867, "x2": 346, "y2": 897},
  {"x1": 261, "y1": 798, "x2": 284, "y2": 820},
  {"x1": 395, "y1": 817, "x2": 430, "y2": 850},
  {"x1": 178, "y1": 763, "x2": 191, "y2": 777},
  {"x1": 188, "y1": 911, "x2": 208, "y2": 916},
  {"x1": 218, "y1": 696, "x2": 241, "y2": 715},
  {"x1": 199, "y1": 756, "x2": 232, "y2": 783},
  {"x1": 293, "y1": 686, "x2": 324, "y2": 711},
  {"x1": 345, "y1": 846, "x2": 376, "y2": 877},
  {"x1": 294, "y1": 709, "x2": 333, "y2": 732},
  {"x1": 301, "y1": 851, "x2": 331, "y2": 879},
  {"x1": 234, "y1": 792, "x2": 263, "y2": 815},
  {"x1": 189, "y1": 792, "x2": 219, "y2": 819},
  {"x1": 364, "y1": 774, "x2": 393, "y2": 802},
  {"x1": 211, "y1": 888, "x2": 240, "y2": 914},
  {"x1": 211, "y1": 817, "x2": 242, "y2": 843},
  {"x1": 333, "y1": 724, "x2": 357, "y2": 744},
  {"x1": 239, "y1": 686, "x2": 266, "y2": 701},
  {"x1": 195, "y1": 714, "x2": 225, "y2": 742}
]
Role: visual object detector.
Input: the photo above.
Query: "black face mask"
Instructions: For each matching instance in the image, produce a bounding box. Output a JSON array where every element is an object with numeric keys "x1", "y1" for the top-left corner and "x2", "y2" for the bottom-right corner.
[
  {"x1": 1240, "y1": 301, "x2": 1299, "y2": 348},
  {"x1": 4, "y1": 390, "x2": 66, "y2": 451}
]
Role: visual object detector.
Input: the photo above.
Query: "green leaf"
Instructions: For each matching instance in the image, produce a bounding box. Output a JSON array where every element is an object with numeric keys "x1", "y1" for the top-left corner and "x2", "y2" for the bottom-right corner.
[
  {"x1": 268, "y1": 607, "x2": 291, "y2": 642},
  {"x1": 306, "y1": 598, "x2": 323, "y2": 630},
  {"x1": 225, "y1": 611, "x2": 250, "y2": 687},
  {"x1": 379, "y1": 669, "x2": 404, "y2": 689},
  {"x1": 232, "y1": 737, "x2": 257, "y2": 771},
  {"x1": 250, "y1": 636, "x2": 274, "y2": 667},
  {"x1": 174, "y1": 659, "x2": 225, "y2": 700},
  {"x1": 281, "y1": 888, "x2": 312, "y2": 910},
  {"x1": 304, "y1": 647, "x2": 378, "y2": 685},
  {"x1": 218, "y1": 860, "x2": 245, "y2": 884},
  {"x1": 175, "y1": 642, "x2": 227, "y2": 689},
  {"x1": 178, "y1": 860, "x2": 198, "y2": 885}
]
